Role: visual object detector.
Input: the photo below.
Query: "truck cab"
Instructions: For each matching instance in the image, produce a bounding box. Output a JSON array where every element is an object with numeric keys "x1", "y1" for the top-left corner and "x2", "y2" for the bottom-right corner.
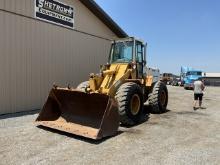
[{"x1": 184, "y1": 70, "x2": 202, "y2": 89}]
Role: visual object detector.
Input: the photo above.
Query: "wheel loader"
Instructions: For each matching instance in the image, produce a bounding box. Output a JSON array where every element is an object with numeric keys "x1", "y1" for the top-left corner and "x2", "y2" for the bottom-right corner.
[{"x1": 35, "y1": 37, "x2": 168, "y2": 140}]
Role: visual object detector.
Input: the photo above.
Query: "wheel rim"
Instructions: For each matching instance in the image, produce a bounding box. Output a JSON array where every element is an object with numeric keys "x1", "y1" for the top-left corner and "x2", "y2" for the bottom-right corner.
[
  {"x1": 160, "y1": 90, "x2": 167, "y2": 107},
  {"x1": 130, "y1": 94, "x2": 141, "y2": 115}
]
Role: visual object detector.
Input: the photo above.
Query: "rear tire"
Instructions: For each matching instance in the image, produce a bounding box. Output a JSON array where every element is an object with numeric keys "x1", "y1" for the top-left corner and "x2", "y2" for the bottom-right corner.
[
  {"x1": 115, "y1": 82, "x2": 143, "y2": 126},
  {"x1": 148, "y1": 81, "x2": 168, "y2": 113},
  {"x1": 76, "y1": 81, "x2": 89, "y2": 92}
]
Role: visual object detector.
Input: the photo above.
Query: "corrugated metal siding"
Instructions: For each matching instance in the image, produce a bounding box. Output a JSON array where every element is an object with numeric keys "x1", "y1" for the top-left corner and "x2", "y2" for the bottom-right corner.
[
  {"x1": 204, "y1": 78, "x2": 220, "y2": 86},
  {"x1": 0, "y1": 5, "x2": 114, "y2": 114},
  {"x1": 0, "y1": 0, "x2": 33, "y2": 17},
  {"x1": 0, "y1": 0, "x2": 117, "y2": 39}
]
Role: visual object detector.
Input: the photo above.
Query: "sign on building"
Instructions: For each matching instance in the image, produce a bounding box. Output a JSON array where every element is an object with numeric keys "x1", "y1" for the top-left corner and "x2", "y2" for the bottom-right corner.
[{"x1": 35, "y1": 0, "x2": 74, "y2": 28}]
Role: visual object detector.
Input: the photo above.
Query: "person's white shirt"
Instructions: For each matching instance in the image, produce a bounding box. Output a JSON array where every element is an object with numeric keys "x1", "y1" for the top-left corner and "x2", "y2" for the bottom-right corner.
[{"x1": 194, "y1": 80, "x2": 204, "y2": 94}]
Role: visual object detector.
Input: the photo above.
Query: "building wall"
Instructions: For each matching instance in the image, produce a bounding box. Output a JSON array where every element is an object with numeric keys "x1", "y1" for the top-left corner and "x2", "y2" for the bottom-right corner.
[
  {"x1": 0, "y1": 0, "x2": 119, "y2": 114},
  {"x1": 0, "y1": 0, "x2": 118, "y2": 39},
  {"x1": 204, "y1": 78, "x2": 220, "y2": 86}
]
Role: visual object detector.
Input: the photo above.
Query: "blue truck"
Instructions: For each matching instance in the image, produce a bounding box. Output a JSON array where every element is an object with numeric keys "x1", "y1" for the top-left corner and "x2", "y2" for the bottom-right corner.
[{"x1": 180, "y1": 66, "x2": 203, "y2": 89}]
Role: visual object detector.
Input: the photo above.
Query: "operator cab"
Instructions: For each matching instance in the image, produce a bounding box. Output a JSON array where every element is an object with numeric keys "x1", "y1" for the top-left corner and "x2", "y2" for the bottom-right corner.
[{"x1": 109, "y1": 37, "x2": 147, "y2": 78}]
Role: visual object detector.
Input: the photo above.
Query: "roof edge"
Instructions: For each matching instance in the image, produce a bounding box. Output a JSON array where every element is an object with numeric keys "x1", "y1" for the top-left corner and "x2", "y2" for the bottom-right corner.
[{"x1": 79, "y1": 0, "x2": 128, "y2": 38}]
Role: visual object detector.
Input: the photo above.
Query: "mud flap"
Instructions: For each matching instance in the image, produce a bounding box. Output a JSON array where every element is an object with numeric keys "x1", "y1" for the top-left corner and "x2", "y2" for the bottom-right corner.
[{"x1": 35, "y1": 88, "x2": 119, "y2": 140}]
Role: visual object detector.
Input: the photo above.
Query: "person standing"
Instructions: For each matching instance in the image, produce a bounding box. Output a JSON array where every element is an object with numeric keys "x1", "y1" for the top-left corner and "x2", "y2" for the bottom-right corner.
[{"x1": 193, "y1": 78, "x2": 205, "y2": 110}]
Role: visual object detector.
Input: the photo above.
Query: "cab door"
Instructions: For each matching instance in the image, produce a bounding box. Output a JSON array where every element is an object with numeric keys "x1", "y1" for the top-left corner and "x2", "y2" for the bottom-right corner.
[{"x1": 136, "y1": 41, "x2": 144, "y2": 78}]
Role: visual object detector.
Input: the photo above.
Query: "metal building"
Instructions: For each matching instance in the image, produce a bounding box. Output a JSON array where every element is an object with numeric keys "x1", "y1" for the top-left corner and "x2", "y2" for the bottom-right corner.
[
  {"x1": 204, "y1": 73, "x2": 220, "y2": 86},
  {"x1": 0, "y1": 0, "x2": 127, "y2": 114}
]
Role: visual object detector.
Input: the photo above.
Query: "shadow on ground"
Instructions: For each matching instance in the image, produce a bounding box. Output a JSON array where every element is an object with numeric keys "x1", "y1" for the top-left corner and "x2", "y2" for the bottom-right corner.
[
  {"x1": 175, "y1": 111, "x2": 208, "y2": 116},
  {"x1": 0, "y1": 109, "x2": 40, "y2": 120},
  {"x1": 37, "y1": 125, "x2": 123, "y2": 144},
  {"x1": 144, "y1": 104, "x2": 171, "y2": 114}
]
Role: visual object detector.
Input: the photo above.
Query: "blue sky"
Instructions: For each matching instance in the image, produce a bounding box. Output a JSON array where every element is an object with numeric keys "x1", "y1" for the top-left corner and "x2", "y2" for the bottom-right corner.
[{"x1": 95, "y1": 0, "x2": 220, "y2": 74}]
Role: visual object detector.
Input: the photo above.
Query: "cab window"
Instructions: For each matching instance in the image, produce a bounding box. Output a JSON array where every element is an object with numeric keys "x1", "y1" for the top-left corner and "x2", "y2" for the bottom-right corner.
[{"x1": 136, "y1": 42, "x2": 143, "y2": 62}]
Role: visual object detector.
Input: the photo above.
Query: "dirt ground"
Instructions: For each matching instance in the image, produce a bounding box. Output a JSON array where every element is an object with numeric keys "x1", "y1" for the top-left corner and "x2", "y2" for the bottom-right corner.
[{"x1": 0, "y1": 86, "x2": 220, "y2": 165}]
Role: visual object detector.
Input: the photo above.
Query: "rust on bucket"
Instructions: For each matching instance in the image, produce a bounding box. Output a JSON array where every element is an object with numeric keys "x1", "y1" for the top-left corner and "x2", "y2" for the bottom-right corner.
[{"x1": 35, "y1": 88, "x2": 119, "y2": 140}]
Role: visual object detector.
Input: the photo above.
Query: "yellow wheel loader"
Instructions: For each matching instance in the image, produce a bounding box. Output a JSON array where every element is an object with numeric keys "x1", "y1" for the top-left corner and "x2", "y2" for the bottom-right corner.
[{"x1": 35, "y1": 37, "x2": 168, "y2": 140}]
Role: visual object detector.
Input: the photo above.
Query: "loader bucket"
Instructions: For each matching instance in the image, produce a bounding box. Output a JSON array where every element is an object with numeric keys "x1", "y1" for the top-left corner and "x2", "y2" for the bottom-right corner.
[{"x1": 35, "y1": 88, "x2": 119, "y2": 140}]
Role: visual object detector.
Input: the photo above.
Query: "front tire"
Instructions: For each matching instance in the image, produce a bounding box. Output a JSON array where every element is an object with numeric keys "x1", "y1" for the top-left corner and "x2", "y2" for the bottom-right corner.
[
  {"x1": 115, "y1": 82, "x2": 143, "y2": 125},
  {"x1": 148, "y1": 81, "x2": 168, "y2": 113}
]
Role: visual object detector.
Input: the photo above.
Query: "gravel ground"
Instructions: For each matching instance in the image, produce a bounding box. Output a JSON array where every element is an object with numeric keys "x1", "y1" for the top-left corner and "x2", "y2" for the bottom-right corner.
[{"x1": 0, "y1": 86, "x2": 220, "y2": 165}]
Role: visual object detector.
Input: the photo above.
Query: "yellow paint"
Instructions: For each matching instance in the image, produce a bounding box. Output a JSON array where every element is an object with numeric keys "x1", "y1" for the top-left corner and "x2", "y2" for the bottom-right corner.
[
  {"x1": 99, "y1": 64, "x2": 129, "y2": 96},
  {"x1": 88, "y1": 63, "x2": 153, "y2": 97},
  {"x1": 146, "y1": 76, "x2": 153, "y2": 87},
  {"x1": 89, "y1": 75, "x2": 103, "y2": 91}
]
